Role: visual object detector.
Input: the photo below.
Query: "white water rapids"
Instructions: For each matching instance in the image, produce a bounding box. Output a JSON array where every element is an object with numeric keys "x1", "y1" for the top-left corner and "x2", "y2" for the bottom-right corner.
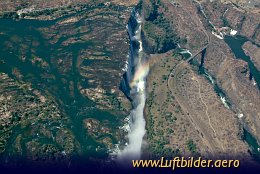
[{"x1": 116, "y1": 10, "x2": 149, "y2": 162}]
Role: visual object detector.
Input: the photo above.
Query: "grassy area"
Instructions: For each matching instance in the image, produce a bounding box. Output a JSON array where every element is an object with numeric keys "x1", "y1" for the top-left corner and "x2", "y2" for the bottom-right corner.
[
  {"x1": 186, "y1": 139, "x2": 197, "y2": 154},
  {"x1": 142, "y1": 0, "x2": 180, "y2": 53}
]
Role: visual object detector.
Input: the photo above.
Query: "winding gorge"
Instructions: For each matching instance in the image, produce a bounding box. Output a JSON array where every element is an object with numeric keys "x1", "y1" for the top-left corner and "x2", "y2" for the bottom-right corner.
[
  {"x1": 0, "y1": 0, "x2": 259, "y2": 170},
  {"x1": 118, "y1": 8, "x2": 149, "y2": 161}
]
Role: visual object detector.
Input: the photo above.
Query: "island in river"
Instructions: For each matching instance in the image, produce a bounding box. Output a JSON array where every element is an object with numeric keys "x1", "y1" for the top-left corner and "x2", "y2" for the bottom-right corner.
[{"x1": 0, "y1": 0, "x2": 259, "y2": 172}]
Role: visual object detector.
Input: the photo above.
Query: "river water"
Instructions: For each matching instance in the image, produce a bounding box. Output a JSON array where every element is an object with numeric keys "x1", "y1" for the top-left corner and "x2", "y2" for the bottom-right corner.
[
  {"x1": 0, "y1": 10, "x2": 122, "y2": 161},
  {"x1": 117, "y1": 10, "x2": 149, "y2": 162},
  {"x1": 224, "y1": 35, "x2": 260, "y2": 89},
  {"x1": 224, "y1": 35, "x2": 260, "y2": 160},
  {"x1": 190, "y1": 34, "x2": 260, "y2": 160}
]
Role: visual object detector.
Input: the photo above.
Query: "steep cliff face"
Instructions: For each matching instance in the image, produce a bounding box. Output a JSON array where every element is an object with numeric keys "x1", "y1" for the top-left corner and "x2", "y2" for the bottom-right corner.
[
  {"x1": 0, "y1": 0, "x2": 138, "y2": 166},
  {"x1": 199, "y1": 0, "x2": 260, "y2": 147},
  {"x1": 120, "y1": 7, "x2": 141, "y2": 99},
  {"x1": 204, "y1": 37, "x2": 260, "y2": 127},
  {"x1": 243, "y1": 41, "x2": 260, "y2": 71},
  {"x1": 201, "y1": 0, "x2": 260, "y2": 44},
  {"x1": 194, "y1": 1, "x2": 260, "y2": 160},
  {"x1": 142, "y1": 0, "x2": 254, "y2": 162},
  {"x1": 0, "y1": 0, "x2": 139, "y2": 20},
  {"x1": 141, "y1": 0, "x2": 179, "y2": 53},
  {"x1": 140, "y1": 0, "x2": 208, "y2": 54},
  {"x1": 117, "y1": 8, "x2": 149, "y2": 161}
]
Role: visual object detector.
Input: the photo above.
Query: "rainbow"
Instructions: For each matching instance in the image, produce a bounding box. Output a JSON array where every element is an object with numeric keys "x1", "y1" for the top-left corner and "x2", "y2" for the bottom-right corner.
[{"x1": 130, "y1": 61, "x2": 149, "y2": 92}]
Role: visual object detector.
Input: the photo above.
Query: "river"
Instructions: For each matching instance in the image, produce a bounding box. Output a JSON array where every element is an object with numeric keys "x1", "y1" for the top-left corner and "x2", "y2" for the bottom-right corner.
[
  {"x1": 224, "y1": 35, "x2": 260, "y2": 160},
  {"x1": 117, "y1": 9, "x2": 149, "y2": 162},
  {"x1": 224, "y1": 35, "x2": 260, "y2": 89},
  {"x1": 0, "y1": 9, "x2": 122, "y2": 162}
]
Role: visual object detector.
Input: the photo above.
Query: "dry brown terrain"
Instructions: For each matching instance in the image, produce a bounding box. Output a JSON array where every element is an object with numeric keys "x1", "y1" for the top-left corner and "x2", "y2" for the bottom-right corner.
[
  {"x1": 0, "y1": 0, "x2": 259, "y2": 167},
  {"x1": 145, "y1": 50, "x2": 251, "y2": 160},
  {"x1": 0, "y1": 0, "x2": 137, "y2": 12},
  {"x1": 243, "y1": 41, "x2": 260, "y2": 71},
  {"x1": 202, "y1": 35, "x2": 260, "y2": 144},
  {"x1": 143, "y1": 0, "x2": 259, "y2": 163},
  {"x1": 198, "y1": 0, "x2": 260, "y2": 13},
  {"x1": 0, "y1": 0, "x2": 139, "y2": 165},
  {"x1": 170, "y1": 61, "x2": 250, "y2": 159},
  {"x1": 145, "y1": 52, "x2": 210, "y2": 158},
  {"x1": 0, "y1": 0, "x2": 88, "y2": 12},
  {"x1": 200, "y1": 0, "x2": 260, "y2": 44}
]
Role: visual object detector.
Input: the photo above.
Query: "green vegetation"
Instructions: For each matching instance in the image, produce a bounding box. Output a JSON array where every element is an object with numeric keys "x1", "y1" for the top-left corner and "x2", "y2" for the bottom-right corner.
[
  {"x1": 0, "y1": 12, "x2": 19, "y2": 19},
  {"x1": 0, "y1": 3, "x2": 115, "y2": 20},
  {"x1": 186, "y1": 139, "x2": 197, "y2": 154},
  {"x1": 243, "y1": 128, "x2": 260, "y2": 161},
  {"x1": 222, "y1": 17, "x2": 230, "y2": 27},
  {"x1": 0, "y1": 2, "x2": 132, "y2": 164},
  {"x1": 162, "y1": 75, "x2": 168, "y2": 81},
  {"x1": 142, "y1": 0, "x2": 180, "y2": 53},
  {"x1": 175, "y1": 105, "x2": 182, "y2": 113}
]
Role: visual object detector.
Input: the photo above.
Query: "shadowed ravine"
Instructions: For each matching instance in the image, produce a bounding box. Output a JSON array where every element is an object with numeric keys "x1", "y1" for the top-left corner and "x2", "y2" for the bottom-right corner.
[{"x1": 117, "y1": 9, "x2": 149, "y2": 162}]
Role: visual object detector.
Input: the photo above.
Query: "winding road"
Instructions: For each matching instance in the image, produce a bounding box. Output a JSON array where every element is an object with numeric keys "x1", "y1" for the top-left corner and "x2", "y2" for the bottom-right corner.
[{"x1": 165, "y1": 0, "x2": 228, "y2": 157}]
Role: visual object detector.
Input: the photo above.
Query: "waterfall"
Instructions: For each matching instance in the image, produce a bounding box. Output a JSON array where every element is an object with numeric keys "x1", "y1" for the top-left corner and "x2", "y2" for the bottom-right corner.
[{"x1": 117, "y1": 9, "x2": 149, "y2": 162}]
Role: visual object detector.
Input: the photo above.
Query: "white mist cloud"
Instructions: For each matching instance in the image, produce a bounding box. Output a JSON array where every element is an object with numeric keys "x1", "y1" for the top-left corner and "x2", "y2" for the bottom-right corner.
[
  {"x1": 118, "y1": 93, "x2": 146, "y2": 161},
  {"x1": 116, "y1": 11, "x2": 149, "y2": 164}
]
